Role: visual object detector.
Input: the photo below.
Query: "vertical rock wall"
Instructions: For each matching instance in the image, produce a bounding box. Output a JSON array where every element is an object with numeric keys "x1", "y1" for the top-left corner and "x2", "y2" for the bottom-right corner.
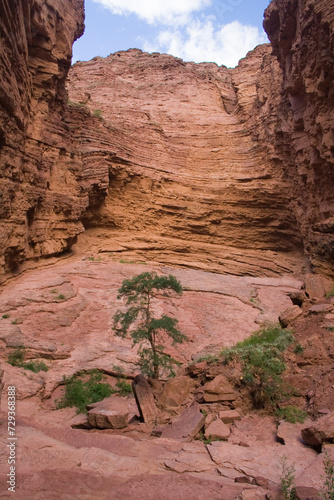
[
  {"x1": 263, "y1": 0, "x2": 334, "y2": 274},
  {"x1": 0, "y1": 0, "x2": 84, "y2": 277}
]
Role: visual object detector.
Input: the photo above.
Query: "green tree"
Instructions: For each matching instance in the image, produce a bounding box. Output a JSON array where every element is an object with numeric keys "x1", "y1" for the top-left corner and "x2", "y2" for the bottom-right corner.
[{"x1": 113, "y1": 271, "x2": 187, "y2": 379}]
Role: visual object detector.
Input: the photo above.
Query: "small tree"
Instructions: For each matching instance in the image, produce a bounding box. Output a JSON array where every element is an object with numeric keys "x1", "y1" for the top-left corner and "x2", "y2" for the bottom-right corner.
[{"x1": 113, "y1": 271, "x2": 187, "y2": 379}]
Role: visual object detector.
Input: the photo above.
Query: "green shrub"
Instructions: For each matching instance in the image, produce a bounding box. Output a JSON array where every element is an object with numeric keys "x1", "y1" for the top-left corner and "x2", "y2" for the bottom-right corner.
[
  {"x1": 8, "y1": 346, "x2": 25, "y2": 366},
  {"x1": 2, "y1": 313, "x2": 10, "y2": 319},
  {"x1": 115, "y1": 379, "x2": 132, "y2": 396},
  {"x1": 322, "y1": 451, "x2": 334, "y2": 500},
  {"x1": 22, "y1": 361, "x2": 48, "y2": 373},
  {"x1": 56, "y1": 294, "x2": 65, "y2": 300},
  {"x1": 326, "y1": 288, "x2": 334, "y2": 298},
  {"x1": 8, "y1": 346, "x2": 48, "y2": 372},
  {"x1": 195, "y1": 353, "x2": 220, "y2": 364},
  {"x1": 280, "y1": 456, "x2": 296, "y2": 500},
  {"x1": 294, "y1": 343, "x2": 304, "y2": 354},
  {"x1": 223, "y1": 324, "x2": 294, "y2": 408},
  {"x1": 56, "y1": 370, "x2": 112, "y2": 414},
  {"x1": 276, "y1": 406, "x2": 307, "y2": 423}
]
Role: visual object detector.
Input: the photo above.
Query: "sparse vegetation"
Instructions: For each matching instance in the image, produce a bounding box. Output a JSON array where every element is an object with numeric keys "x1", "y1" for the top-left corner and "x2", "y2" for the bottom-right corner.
[
  {"x1": 8, "y1": 346, "x2": 25, "y2": 367},
  {"x1": 56, "y1": 370, "x2": 112, "y2": 414},
  {"x1": 93, "y1": 108, "x2": 103, "y2": 118},
  {"x1": 276, "y1": 405, "x2": 307, "y2": 423},
  {"x1": 113, "y1": 271, "x2": 187, "y2": 379},
  {"x1": 7, "y1": 346, "x2": 48, "y2": 372},
  {"x1": 223, "y1": 323, "x2": 294, "y2": 408},
  {"x1": 2, "y1": 313, "x2": 10, "y2": 319},
  {"x1": 56, "y1": 294, "x2": 65, "y2": 300},
  {"x1": 326, "y1": 327, "x2": 334, "y2": 332},
  {"x1": 280, "y1": 456, "x2": 296, "y2": 500},
  {"x1": 22, "y1": 360, "x2": 49, "y2": 373},
  {"x1": 326, "y1": 288, "x2": 334, "y2": 298},
  {"x1": 294, "y1": 343, "x2": 304, "y2": 354},
  {"x1": 195, "y1": 353, "x2": 220, "y2": 364},
  {"x1": 115, "y1": 378, "x2": 132, "y2": 396},
  {"x1": 322, "y1": 451, "x2": 334, "y2": 500}
]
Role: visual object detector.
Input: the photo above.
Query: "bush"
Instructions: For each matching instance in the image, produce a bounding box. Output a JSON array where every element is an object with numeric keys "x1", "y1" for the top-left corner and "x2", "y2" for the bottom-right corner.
[
  {"x1": 56, "y1": 370, "x2": 112, "y2": 414},
  {"x1": 7, "y1": 346, "x2": 49, "y2": 372},
  {"x1": 22, "y1": 361, "x2": 49, "y2": 373},
  {"x1": 322, "y1": 451, "x2": 334, "y2": 500},
  {"x1": 276, "y1": 406, "x2": 307, "y2": 423},
  {"x1": 223, "y1": 324, "x2": 294, "y2": 408},
  {"x1": 8, "y1": 346, "x2": 25, "y2": 366},
  {"x1": 115, "y1": 379, "x2": 132, "y2": 396},
  {"x1": 280, "y1": 456, "x2": 296, "y2": 500}
]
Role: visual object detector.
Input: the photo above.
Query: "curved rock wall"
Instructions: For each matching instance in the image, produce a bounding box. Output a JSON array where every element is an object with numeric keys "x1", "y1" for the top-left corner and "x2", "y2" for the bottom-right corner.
[{"x1": 66, "y1": 46, "x2": 306, "y2": 277}]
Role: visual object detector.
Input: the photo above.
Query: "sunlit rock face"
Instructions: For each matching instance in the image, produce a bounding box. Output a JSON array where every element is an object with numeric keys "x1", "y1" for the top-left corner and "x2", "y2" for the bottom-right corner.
[
  {"x1": 66, "y1": 45, "x2": 305, "y2": 277},
  {"x1": 0, "y1": 0, "x2": 333, "y2": 280}
]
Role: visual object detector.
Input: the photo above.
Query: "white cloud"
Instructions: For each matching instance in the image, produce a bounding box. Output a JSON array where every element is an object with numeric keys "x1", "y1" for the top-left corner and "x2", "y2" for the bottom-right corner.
[
  {"x1": 142, "y1": 20, "x2": 268, "y2": 67},
  {"x1": 93, "y1": 0, "x2": 212, "y2": 25}
]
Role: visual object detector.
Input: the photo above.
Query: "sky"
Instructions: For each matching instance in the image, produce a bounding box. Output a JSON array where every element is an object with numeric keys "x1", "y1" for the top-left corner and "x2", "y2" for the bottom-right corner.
[{"x1": 72, "y1": 0, "x2": 272, "y2": 68}]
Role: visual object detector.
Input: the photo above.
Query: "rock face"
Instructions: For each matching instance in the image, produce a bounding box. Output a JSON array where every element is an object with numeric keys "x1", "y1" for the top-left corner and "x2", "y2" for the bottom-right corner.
[
  {"x1": 0, "y1": 0, "x2": 333, "y2": 281},
  {"x1": 0, "y1": 0, "x2": 85, "y2": 278},
  {"x1": 66, "y1": 45, "x2": 305, "y2": 277},
  {"x1": 263, "y1": 0, "x2": 334, "y2": 275}
]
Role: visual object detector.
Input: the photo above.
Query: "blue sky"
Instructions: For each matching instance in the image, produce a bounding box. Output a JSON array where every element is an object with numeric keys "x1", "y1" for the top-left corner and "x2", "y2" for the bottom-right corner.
[{"x1": 73, "y1": 0, "x2": 272, "y2": 68}]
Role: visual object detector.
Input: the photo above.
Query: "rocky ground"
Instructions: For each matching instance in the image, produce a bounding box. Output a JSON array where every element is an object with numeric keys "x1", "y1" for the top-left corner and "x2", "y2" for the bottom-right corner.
[{"x1": 0, "y1": 253, "x2": 333, "y2": 499}]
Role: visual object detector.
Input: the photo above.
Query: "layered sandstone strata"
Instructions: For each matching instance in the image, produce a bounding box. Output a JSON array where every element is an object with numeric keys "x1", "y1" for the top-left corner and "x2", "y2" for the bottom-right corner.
[
  {"x1": 67, "y1": 46, "x2": 305, "y2": 276},
  {"x1": 264, "y1": 0, "x2": 334, "y2": 274},
  {"x1": 0, "y1": 0, "x2": 85, "y2": 277}
]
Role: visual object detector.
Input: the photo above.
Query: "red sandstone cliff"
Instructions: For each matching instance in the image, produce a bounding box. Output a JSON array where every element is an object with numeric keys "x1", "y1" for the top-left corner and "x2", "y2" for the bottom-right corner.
[
  {"x1": 263, "y1": 0, "x2": 334, "y2": 274},
  {"x1": 0, "y1": 0, "x2": 84, "y2": 276},
  {"x1": 0, "y1": 0, "x2": 333, "y2": 281}
]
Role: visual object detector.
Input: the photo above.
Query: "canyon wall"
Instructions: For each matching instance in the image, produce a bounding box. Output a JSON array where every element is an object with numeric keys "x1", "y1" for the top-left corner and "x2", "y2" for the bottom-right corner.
[
  {"x1": 0, "y1": 0, "x2": 85, "y2": 276},
  {"x1": 0, "y1": 0, "x2": 333, "y2": 281},
  {"x1": 263, "y1": 0, "x2": 334, "y2": 274}
]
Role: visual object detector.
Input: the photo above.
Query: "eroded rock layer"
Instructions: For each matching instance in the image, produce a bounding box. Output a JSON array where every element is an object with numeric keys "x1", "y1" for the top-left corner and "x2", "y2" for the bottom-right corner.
[
  {"x1": 264, "y1": 0, "x2": 334, "y2": 274},
  {"x1": 0, "y1": 0, "x2": 333, "y2": 280},
  {"x1": 0, "y1": 0, "x2": 85, "y2": 276},
  {"x1": 67, "y1": 45, "x2": 304, "y2": 277}
]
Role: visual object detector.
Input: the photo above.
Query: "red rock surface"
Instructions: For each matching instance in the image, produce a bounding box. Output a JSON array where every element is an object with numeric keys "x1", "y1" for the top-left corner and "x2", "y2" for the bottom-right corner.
[{"x1": 264, "y1": 0, "x2": 334, "y2": 275}]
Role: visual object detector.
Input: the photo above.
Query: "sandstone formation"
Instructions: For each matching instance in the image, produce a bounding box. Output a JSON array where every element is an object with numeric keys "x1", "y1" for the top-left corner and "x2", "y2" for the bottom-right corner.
[
  {"x1": 263, "y1": 0, "x2": 334, "y2": 275},
  {"x1": 0, "y1": 0, "x2": 333, "y2": 281},
  {"x1": 0, "y1": 0, "x2": 86, "y2": 279}
]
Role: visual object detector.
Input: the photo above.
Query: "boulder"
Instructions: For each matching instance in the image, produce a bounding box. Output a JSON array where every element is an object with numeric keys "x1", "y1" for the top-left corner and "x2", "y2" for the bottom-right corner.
[
  {"x1": 309, "y1": 303, "x2": 331, "y2": 314},
  {"x1": 292, "y1": 486, "x2": 321, "y2": 500},
  {"x1": 305, "y1": 274, "x2": 326, "y2": 301},
  {"x1": 185, "y1": 361, "x2": 207, "y2": 377},
  {"x1": 279, "y1": 305, "x2": 302, "y2": 327},
  {"x1": 301, "y1": 412, "x2": 334, "y2": 447},
  {"x1": 158, "y1": 376, "x2": 194, "y2": 409},
  {"x1": 132, "y1": 374, "x2": 158, "y2": 424},
  {"x1": 219, "y1": 409, "x2": 241, "y2": 424},
  {"x1": 87, "y1": 397, "x2": 130, "y2": 429},
  {"x1": 203, "y1": 375, "x2": 236, "y2": 402},
  {"x1": 160, "y1": 403, "x2": 205, "y2": 442},
  {"x1": 205, "y1": 419, "x2": 230, "y2": 441}
]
